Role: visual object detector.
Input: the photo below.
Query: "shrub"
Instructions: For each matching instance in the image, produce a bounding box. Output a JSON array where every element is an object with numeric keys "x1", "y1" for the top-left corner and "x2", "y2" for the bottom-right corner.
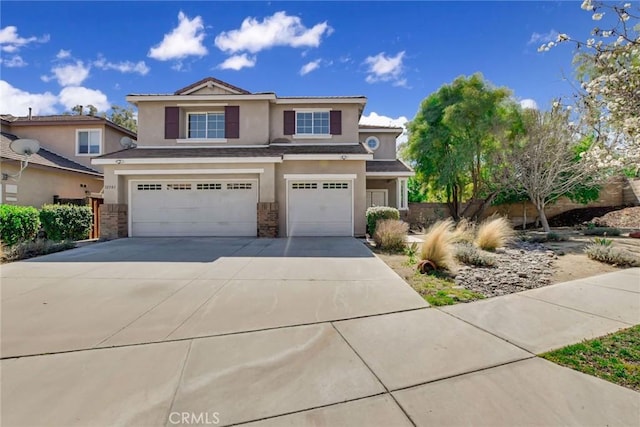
[
  {"x1": 584, "y1": 244, "x2": 640, "y2": 267},
  {"x1": 40, "y1": 204, "x2": 92, "y2": 242},
  {"x1": 452, "y1": 218, "x2": 475, "y2": 244},
  {"x1": 546, "y1": 232, "x2": 568, "y2": 242},
  {"x1": 0, "y1": 205, "x2": 41, "y2": 247},
  {"x1": 475, "y1": 216, "x2": 515, "y2": 251},
  {"x1": 420, "y1": 219, "x2": 456, "y2": 271},
  {"x1": 2, "y1": 239, "x2": 75, "y2": 262},
  {"x1": 373, "y1": 219, "x2": 408, "y2": 252},
  {"x1": 366, "y1": 206, "x2": 400, "y2": 236},
  {"x1": 404, "y1": 242, "x2": 419, "y2": 265},
  {"x1": 454, "y1": 243, "x2": 496, "y2": 267},
  {"x1": 583, "y1": 227, "x2": 621, "y2": 236}
]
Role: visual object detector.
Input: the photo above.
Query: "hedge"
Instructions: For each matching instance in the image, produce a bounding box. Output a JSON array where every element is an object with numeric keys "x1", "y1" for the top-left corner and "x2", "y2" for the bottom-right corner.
[
  {"x1": 40, "y1": 204, "x2": 93, "y2": 242},
  {"x1": 366, "y1": 206, "x2": 400, "y2": 235},
  {"x1": 0, "y1": 205, "x2": 41, "y2": 246}
]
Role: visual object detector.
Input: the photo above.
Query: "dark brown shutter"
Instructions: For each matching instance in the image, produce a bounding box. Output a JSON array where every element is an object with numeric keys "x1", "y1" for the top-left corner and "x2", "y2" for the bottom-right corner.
[
  {"x1": 164, "y1": 106, "x2": 179, "y2": 139},
  {"x1": 330, "y1": 110, "x2": 342, "y2": 135},
  {"x1": 225, "y1": 106, "x2": 240, "y2": 139},
  {"x1": 283, "y1": 110, "x2": 295, "y2": 135}
]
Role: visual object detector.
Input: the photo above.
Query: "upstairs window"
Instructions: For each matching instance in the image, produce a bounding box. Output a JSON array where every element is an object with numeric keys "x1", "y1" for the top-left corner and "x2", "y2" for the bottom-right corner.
[
  {"x1": 296, "y1": 111, "x2": 329, "y2": 135},
  {"x1": 76, "y1": 129, "x2": 102, "y2": 155},
  {"x1": 188, "y1": 112, "x2": 225, "y2": 139}
]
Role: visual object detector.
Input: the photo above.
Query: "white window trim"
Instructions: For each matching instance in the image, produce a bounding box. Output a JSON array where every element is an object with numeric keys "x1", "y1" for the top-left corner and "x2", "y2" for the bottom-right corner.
[
  {"x1": 76, "y1": 128, "x2": 103, "y2": 156},
  {"x1": 177, "y1": 138, "x2": 228, "y2": 144},
  {"x1": 366, "y1": 189, "x2": 388, "y2": 208},
  {"x1": 295, "y1": 109, "x2": 331, "y2": 137},
  {"x1": 186, "y1": 111, "x2": 226, "y2": 141},
  {"x1": 397, "y1": 178, "x2": 409, "y2": 210}
]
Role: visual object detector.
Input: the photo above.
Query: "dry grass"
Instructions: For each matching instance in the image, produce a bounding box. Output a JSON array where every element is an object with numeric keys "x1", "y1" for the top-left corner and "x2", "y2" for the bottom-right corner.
[
  {"x1": 452, "y1": 218, "x2": 476, "y2": 244},
  {"x1": 420, "y1": 219, "x2": 456, "y2": 270},
  {"x1": 475, "y1": 216, "x2": 515, "y2": 251},
  {"x1": 373, "y1": 219, "x2": 408, "y2": 252}
]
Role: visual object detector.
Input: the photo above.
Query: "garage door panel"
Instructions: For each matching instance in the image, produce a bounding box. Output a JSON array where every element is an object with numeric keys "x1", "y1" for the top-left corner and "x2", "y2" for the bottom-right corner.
[
  {"x1": 288, "y1": 181, "x2": 352, "y2": 237},
  {"x1": 131, "y1": 181, "x2": 257, "y2": 237}
]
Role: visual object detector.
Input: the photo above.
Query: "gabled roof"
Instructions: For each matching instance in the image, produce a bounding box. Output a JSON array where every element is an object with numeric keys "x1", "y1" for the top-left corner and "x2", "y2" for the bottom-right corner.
[
  {"x1": 174, "y1": 77, "x2": 251, "y2": 95},
  {"x1": 1, "y1": 114, "x2": 137, "y2": 138},
  {"x1": 95, "y1": 144, "x2": 371, "y2": 160},
  {"x1": 366, "y1": 160, "x2": 414, "y2": 176},
  {"x1": 0, "y1": 131, "x2": 102, "y2": 176}
]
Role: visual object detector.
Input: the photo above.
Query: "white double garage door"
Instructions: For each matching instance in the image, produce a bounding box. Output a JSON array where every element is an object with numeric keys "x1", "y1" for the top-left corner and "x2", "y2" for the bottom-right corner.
[{"x1": 130, "y1": 179, "x2": 352, "y2": 237}]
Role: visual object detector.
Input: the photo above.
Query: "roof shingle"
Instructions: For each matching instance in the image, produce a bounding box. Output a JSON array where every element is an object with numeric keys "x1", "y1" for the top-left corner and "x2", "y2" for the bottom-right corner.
[{"x1": 1, "y1": 132, "x2": 101, "y2": 176}]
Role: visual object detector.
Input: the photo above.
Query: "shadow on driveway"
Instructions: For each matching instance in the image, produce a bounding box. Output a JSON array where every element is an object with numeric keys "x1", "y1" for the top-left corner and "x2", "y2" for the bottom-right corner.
[{"x1": 24, "y1": 237, "x2": 375, "y2": 263}]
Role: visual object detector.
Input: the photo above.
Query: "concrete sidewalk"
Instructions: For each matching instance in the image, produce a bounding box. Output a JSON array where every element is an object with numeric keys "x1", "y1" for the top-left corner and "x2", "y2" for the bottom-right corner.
[{"x1": 2, "y1": 257, "x2": 638, "y2": 426}]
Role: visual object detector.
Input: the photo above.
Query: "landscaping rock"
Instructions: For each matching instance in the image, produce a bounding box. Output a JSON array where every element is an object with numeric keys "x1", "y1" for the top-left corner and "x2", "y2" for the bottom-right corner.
[{"x1": 453, "y1": 241, "x2": 555, "y2": 298}]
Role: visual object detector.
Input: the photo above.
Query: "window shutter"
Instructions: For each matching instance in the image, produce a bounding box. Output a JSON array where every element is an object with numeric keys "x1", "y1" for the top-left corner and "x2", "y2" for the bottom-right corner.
[
  {"x1": 225, "y1": 106, "x2": 240, "y2": 139},
  {"x1": 330, "y1": 110, "x2": 342, "y2": 135},
  {"x1": 164, "y1": 107, "x2": 179, "y2": 139},
  {"x1": 283, "y1": 110, "x2": 295, "y2": 135}
]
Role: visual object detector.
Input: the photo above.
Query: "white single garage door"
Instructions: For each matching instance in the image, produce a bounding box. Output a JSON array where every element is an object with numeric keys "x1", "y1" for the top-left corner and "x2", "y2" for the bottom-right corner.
[
  {"x1": 287, "y1": 181, "x2": 352, "y2": 236},
  {"x1": 130, "y1": 180, "x2": 257, "y2": 237}
]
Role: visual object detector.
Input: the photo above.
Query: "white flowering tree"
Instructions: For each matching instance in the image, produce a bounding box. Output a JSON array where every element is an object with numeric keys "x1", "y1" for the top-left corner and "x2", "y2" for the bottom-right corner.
[{"x1": 539, "y1": 1, "x2": 639, "y2": 171}]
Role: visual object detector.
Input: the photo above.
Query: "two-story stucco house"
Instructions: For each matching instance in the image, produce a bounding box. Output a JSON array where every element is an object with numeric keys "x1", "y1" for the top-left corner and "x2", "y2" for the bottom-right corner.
[
  {"x1": 0, "y1": 114, "x2": 136, "y2": 208},
  {"x1": 93, "y1": 77, "x2": 413, "y2": 238}
]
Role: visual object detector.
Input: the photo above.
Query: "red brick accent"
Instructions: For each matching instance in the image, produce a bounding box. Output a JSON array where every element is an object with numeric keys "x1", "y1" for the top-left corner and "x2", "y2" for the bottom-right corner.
[
  {"x1": 257, "y1": 202, "x2": 278, "y2": 237},
  {"x1": 99, "y1": 204, "x2": 128, "y2": 239}
]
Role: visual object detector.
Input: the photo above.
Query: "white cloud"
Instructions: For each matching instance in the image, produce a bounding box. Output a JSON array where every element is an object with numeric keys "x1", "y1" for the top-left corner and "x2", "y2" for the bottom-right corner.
[
  {"x1": 94, "y1": 56, "x2": 150, "y2": 75},
  {"x1": 1, "y1": 55, "x2": 27, "y2": 68},
  {"x1": 58, "y1": 86, "x2": 109, "y2": 111},
  {"x1": 148, "y1": 11, "x2": 207, "y2": 61},
  {"x1": 520, "y1": 99, "x2": 539, "y2": 110},
  {"x1": 359, "y1": 112, "x2": 409, "y2": 145},
  {"x1": 364, "y1": 51, "x2": 406, "y2": 86},
  {"x1": 0, "y1": 26, "x2": 49, "y2": 53},
  {"x1": 528, "y1": 30, "x2": 559, "y2": 45},
  {"x1": 218, "y1": 53, "x2": 256, "y2": 70},
  {"x1": 299, "y1": 59, "x2": 321, "y2": 76},
  {"x1": 42, "y1": 60, "x2": 91, "y2": 86},
  {"x1": 215, "y1": 11, "x2": 332, "y2": 54},
  {"x1": 0, "y1": 80, "x2": 58, "y2": 115},
  {"x1": 56, "y1": 49, "x2": 71, "y2": 59}
]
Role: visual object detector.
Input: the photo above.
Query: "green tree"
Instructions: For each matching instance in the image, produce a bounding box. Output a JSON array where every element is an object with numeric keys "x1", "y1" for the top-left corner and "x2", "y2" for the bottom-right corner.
[
  {"x1": 406, "y1": 74, "x2": 521, "y2": 220},
  {"x1": 106, "y1": 105, "x2": 137, "y2": 133},
  {"x1": 71, "y1": 105, "x2": 83, "y2": 115},
  {"x1": 407, "y1": 177, "x2": 427, "y2": 202}
]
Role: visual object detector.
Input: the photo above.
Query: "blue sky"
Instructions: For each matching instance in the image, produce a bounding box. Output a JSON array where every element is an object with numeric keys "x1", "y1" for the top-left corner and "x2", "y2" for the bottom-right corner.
[{"x1": 0, "y1": 1, "x2": 602, "y2": 129}]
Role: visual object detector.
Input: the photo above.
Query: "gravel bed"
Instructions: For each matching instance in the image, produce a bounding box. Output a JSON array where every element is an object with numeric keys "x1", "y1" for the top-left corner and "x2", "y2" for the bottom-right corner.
[{"x1": 453, "y1": 241, "x2": 556, "y2": 298}]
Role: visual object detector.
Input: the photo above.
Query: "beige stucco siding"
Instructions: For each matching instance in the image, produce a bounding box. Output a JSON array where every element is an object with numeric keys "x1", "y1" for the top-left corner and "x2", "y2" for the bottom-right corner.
[
  {"x1": 270, "y1": 104, "x2": 360, "y2": 143},
  {"x1": 359, "y1": 131, "x2": 399, "y2": 160},
  {"x1": 366, "y1": 178, "x2": 397, "y2": 208},
  {"x1": 0, "y1": 162, "x2": 102, "y2": 208},
  {"x1": 136, "y1": 100, "x2": 270, "y2": 145},
  {"x1": 275, "y1": 160, "x2": 367, "y2": 237},
  {"x1": 102, "y1": 162, "x2": 277, "y2": 205},
  {"x1": 5, "y1": 124, "x2": 106, "y2": 171}
]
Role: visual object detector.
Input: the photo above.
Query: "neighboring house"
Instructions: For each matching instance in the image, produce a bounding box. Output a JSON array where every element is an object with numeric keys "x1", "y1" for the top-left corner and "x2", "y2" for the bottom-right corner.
[
  {"x1": 0, "y1": 114, "x2": 136, "y2": 208},
  {"x1": 93, "y1": 77, "x2": 413, "y2": 239}
]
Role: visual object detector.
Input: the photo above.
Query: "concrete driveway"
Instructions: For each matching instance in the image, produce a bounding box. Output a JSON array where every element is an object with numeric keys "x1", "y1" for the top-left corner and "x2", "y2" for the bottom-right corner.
[{"x1": 2, "y1": 239, "x2": 639, "y2": 426}]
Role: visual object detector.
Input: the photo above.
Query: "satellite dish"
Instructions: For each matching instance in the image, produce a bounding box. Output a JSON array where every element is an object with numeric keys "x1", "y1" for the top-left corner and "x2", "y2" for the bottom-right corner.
[
  {"x1": 119, "y1": 136, "x2": 136, "y2": 149},
  {"x1": 9, "y1": 139, "x2": 40, "y2": 156}
]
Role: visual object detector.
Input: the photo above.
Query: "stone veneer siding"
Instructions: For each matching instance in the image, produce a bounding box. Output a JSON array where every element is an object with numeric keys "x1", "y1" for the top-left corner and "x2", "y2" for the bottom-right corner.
[
  {"x1": 99, "y1": 204, "x2": 128, "y2": 239},
  {"x1": 257, "y1": 202, "x2": 278, "y2": 237}
]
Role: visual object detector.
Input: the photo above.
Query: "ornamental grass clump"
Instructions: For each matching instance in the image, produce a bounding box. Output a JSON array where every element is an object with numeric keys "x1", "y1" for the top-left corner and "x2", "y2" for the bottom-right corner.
[
  {"x1": 475, "y1": 216, "x2": 515, "y2": 251},
  {"x1": 419, "y1": 219, "x2": 456, "y2": 272},
  {"x1": 451, "y1": 218, "x2": 476, "y2": 244},
  {"x1": 373, "y1": 219, "x2": 408, "y2": 252}
]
